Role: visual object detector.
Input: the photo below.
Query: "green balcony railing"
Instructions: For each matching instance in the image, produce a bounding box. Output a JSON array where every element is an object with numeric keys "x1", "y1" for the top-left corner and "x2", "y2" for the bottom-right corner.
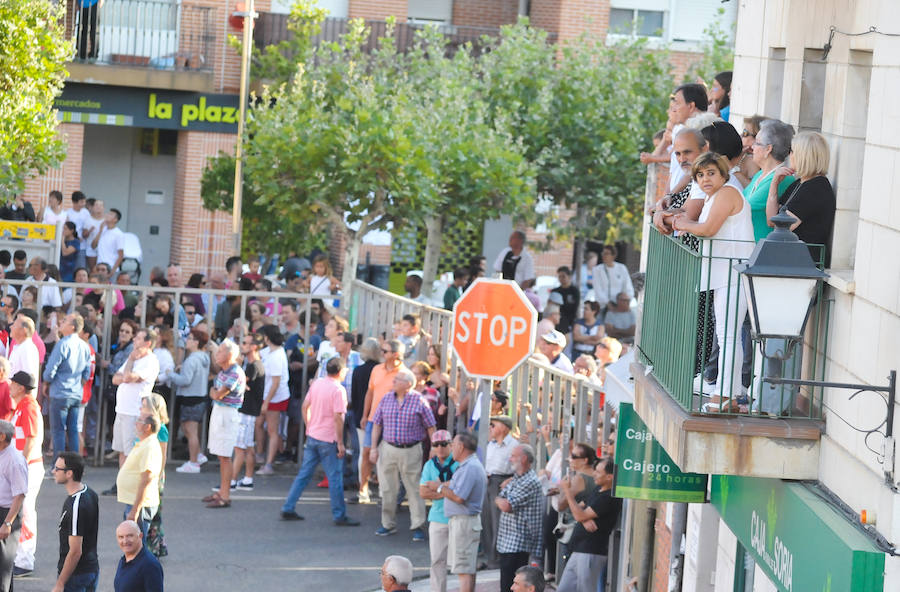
[{"x1": 639, "y1": 226, "x2": 828, "y2": 419}]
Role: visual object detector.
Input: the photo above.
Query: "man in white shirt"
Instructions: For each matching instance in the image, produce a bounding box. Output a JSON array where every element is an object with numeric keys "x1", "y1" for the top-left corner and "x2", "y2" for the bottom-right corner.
[
  {"x1": 26, "y1": 257, "x2": 62, "y2": 308},
  {"x1": 82, "y1": 198, "x2": 105, "y2": 272},
  {"x1": 536, "y1": 330, "x2": 574, "y2": 374},
  {"x1": 8, "y1": 317, "x2": 39, "y2": 391},
  {"x1": 480, "y1": 415, "x2": 517, "y2": 569},
  {"x1": 110, "y1": 328, "x2": 159, "y2": 468},
  {"x1": 592, "y1": 245, "x2": 635, "y2": 311},
  {"x1": 66, "y1": 191, "x2": 91, "y2": 270},
  {"x1": 492, "y1": 231, "x2": 535, "y2": 290},
  {"x1": 92, "y1": 208, "x2": 125, "y2": 274}
]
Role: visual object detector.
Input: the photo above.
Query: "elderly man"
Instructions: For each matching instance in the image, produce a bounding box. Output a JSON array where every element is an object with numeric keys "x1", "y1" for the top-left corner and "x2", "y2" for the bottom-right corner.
[
  {"x1": 480, "y1": 415, "x2": 517, "y2": 570},
  {"x1": 0, "y1": 420, "x2": 26, "y2": 590},
  {"x1": 8, "y1": 316, "x2": 39, "y2": 391},
  {"x1": 203, "y1": 339, "x2": 246, "y2": 509},
  {"x1": 9, "y1": 371, "x2": 41, "y2": 577},
  {"x1": 370, "y1": 368, "x2": 435, "y2": 540},
  {"x1": 43, "y1": 313, "x2": 93, "y2": 454},
  {"x1": 493, "y1": 231, "x2": 536, "y2": 289},
  {"x1": 423, "y1": 432, "x2": 486, "y2": 592},
  {"x1": 419, "y1": 430, "x2": 457, "y2": 592},
  {"x1": 604, "y1": 293, "x2": 636, "y2": 341},
  {"x1": 26, "y1": 257, "x2": 63, "y2": 308},
  {"x1": 280, "y1": 357, "x2": 359, "y2": 525},
  {"x1": 512, "y1": 566, "x2": 546, "y2": 592},
  {"x1": 537, "y1": 330, "x2": 574, "y2": 374},
  {"x1": 358, "y1": 339, "x2": 408, "y2": 504},
  {"x1": 496, "y1": 444, "x2": 544, "y2": 592},
  {"x1": 110, "y1": 328, "x2": 160, "y2": 470},
  {"x1": 380, "y1": 555, "x2": 414, "y2": 592},
  {"x1": 165, "y1": 264, "x2": 182, "y2": 288},
  {"x1": 113, "y1": 520, "x2": 163, "y2": 592},
  {"x1": 116, "y1": 415, "x2": 162, "y2": 538}
]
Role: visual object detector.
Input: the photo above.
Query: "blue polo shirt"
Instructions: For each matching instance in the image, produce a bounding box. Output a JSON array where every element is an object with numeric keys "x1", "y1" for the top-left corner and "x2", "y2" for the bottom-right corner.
[
  {"x1": 443, "y1": 454, "x2": 486, "y2": 517},
  {"x1": 114, "y1": 546, "x2": 163, "y2": 592},
  {"x1": 420, "y1": 455, "x2": 459, "y2": 524}
]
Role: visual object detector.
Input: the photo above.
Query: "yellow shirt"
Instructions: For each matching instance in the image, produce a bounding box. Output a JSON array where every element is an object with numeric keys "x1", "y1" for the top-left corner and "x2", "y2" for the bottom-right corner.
[{"x1": 116, "y1": 435, "x2": 162, "y2": 507}]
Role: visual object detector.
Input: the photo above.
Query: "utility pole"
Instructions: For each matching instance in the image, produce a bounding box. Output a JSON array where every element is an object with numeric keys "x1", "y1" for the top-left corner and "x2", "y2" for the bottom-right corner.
[{"x1": 231, "y1": 0, "x2": 256, "y2": 255}]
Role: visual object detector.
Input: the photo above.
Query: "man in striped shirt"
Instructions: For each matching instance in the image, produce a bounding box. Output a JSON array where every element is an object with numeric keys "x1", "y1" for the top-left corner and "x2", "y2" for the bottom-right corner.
[{"x1": 53, "y1": 451, "x2": 99, "y2": 592}]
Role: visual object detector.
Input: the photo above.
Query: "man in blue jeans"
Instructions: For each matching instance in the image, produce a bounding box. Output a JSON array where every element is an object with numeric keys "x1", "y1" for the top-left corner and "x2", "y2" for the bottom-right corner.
[
  {"x1": 43, "y1": 313, "x2": 93, "y2": 455},
  {"x1": 280, "y1": 357, "x2": 360, "y2": 526}
]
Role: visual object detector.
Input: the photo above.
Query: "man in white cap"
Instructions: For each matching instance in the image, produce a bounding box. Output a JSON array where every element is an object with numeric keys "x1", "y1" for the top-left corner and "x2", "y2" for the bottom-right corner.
[{"x1": 537, "y1": 330, "x2": 574, "y2": 374}]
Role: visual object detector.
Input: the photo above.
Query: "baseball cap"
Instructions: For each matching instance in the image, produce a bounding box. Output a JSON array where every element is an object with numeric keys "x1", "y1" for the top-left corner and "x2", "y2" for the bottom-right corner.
[
  {"x1": 431, "y1": 429, "x2": 452, "y2": 444},
  {"x1": 540, "y1": 329, "x2": 567, "y2": 348},
  {"x1": 10, "y1": 371, "x2": 35, "y2": 391}
]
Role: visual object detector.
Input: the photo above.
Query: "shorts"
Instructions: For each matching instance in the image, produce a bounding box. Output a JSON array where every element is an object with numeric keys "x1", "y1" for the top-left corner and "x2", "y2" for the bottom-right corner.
[
  {"x1": 268, "y1": 399, "x2": 289, "y2": 412},
  {"x1": 235, "y1": 412, "x2": 256, "y2": 449},
  {"x1": 363, "y1": 421, "x2": 374, "y2": 448},
  {"x1": 448, "y1": 514, "x2": 482, "y2": 575},
  {"x1": 179, "y1": 400, "x2": 207, "y2": 423},
  {"x1": 207, "y1": 404, "x2": 240, "y2": 457},
  {"x1": 112, "y1": 413, "x2": 138, "y2": 454}
]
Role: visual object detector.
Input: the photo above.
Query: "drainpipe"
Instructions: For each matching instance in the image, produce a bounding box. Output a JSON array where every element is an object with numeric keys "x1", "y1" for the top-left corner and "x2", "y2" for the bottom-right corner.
[{"x1": 668, "y1": 503, "x2": 688, "y2": 592}]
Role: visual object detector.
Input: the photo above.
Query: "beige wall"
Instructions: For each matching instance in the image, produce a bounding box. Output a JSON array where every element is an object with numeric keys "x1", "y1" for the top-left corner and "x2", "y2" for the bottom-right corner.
[{"x1": 731, "y1": 0, "x2": 900, "y2": 585}]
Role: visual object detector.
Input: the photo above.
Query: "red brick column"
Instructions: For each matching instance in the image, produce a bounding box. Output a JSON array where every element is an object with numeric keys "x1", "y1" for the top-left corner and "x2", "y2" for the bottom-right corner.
[
  {"x1": 347, "y1": 0, "x2": 407, "y2": 20},
  {"x1": 22, "y1": 123, "x2": 85, "y2": 211}
]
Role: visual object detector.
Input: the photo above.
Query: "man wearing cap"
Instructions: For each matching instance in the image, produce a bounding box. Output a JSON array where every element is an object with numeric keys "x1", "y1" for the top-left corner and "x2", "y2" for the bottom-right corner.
[
  {"x1": 9, "y1": 371, "x2": 41, "y2": 577},
  {"x1": 469, "y1": 389, "x2": 508, "y2": 433},
  {"x1": 538, "y1": 330, "x2": 574, "y2": 374},
  {"x1": 480, "y1": 414, "x2": 517, "y2": 570},
  {"x1": 419, "y1": 430, "x2": 458, "y2": 592},
  {"x1": 369, "y1": 368, "x2": 436, "y2": 541},
  {"x1": 0, "y1": 419, "x2": 26, "y2": 590}
]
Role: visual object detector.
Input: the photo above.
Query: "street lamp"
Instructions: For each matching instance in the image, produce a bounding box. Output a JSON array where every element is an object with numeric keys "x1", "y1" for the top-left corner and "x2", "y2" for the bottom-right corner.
[{"x1": 735, "y1": 209, "x2": 828, "y2": 359}]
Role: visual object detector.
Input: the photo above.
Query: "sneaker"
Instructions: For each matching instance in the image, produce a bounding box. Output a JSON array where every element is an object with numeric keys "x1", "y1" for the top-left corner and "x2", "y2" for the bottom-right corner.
[
  {"x1": 256, "y1": 464, "x2": 275, "y2": 476},
  {"x1": 375, "y1": 526, "x2": 397, "y2": 536},
  {"x1": 334, "y1": 516, "x2": 360, "y2": 526},
  {"x1": 176, "y1": 461, "x2": 201, "y2": 474},
  {"x1": 12, "y1": 566, "x2": 32, "y2": 577},
  {"x1": 317, "y1": 477, "x2": 329, "y2": 488},
  {"x1": 212, "y1": 481, "x2": 237, "y2": 492},
  {"x1": 411, "y1": 528, "x2": 426, "y2": 542},
  {"x1": 693, "y1": 373, "x2": 715, "y2": 395},
  {"x1": 236, "y1": 479, "x2": 254, "y2": 491},
  {"x1": 101, "y1": 484, "x2": 117, "y2": 496},
  {"x1": 281, "y1": 510, "x2": 304, "y2": 521},
  {"x1": 196, "y1": 453, "x2": 209, "y2": 466}
]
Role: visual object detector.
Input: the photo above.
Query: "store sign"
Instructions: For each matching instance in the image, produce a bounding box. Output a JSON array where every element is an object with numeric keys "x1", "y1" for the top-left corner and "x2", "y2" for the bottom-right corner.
[
  {"x1": 0, "y1": 221, "x2": 57, "y2": 241},
  {"x1": 613, "y1": 403, "x2": 708, "y2": 502},
  {"x1": 54, "y1": 83, "x2": 239, "y2": 134},
  {"x1": 711, "y1": 475, "x2": 885, "y2": 592}
]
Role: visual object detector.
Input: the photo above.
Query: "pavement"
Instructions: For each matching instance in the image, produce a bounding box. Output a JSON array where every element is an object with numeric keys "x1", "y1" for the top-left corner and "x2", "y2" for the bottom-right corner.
[{"x1": 16, "y1": 459, "x2": 436, "y2": 592}]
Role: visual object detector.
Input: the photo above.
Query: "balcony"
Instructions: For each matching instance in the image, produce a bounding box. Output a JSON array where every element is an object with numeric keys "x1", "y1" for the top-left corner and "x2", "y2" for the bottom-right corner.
[
  {"x1": 63, "y1": 0, "x2": 219, "y2": 92},
  {"x1": 632, "y1": 227, "x2": 827, "y2": 479}
]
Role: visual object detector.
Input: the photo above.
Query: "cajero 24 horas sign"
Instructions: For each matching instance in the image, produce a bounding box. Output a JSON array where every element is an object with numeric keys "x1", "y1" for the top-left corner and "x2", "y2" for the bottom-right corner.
[
  {"x1": 711, "y1": 475, "x2": 884, "y2": 592},
  {"x1": 613, "y1": 403, "x2": 708, "y2": 503},
  {"x1": 55, "y1": 83, "x2": 239, "y2": 134}
]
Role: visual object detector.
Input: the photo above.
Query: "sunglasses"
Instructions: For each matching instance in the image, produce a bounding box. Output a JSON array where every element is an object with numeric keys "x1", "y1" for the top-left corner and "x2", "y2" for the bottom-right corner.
[
  {"x1": 741, "y1": 129, "x2": 755, "y2": 138},
  {"x1": 433, "y1": 441, "x2": 450, "y2": 447}
]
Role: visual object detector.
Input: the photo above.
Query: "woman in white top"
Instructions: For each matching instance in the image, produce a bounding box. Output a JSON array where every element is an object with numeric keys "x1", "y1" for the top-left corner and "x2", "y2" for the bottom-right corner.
[
  {"x1": 592, "y1": 244, "x2": 634, "y2": 310},
  {"x1": 308, "y1": 254, "x2": 341, "y2": 296},
  {"x1": 256, "y1": 325, "x2": 290, "y2": 475},
  {"x1": 673, "y1": 153, "x2": 754, "y2": 409},
  {"x1": 41, "y1": 190, "x2": 67, "y2": 227}
]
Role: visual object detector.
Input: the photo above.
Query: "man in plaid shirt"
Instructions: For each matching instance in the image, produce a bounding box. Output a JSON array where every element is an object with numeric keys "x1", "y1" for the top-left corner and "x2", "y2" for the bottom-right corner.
[
  {"x1": 370, "y1": 368, "x2": 436, "y2": 542},
  {"x1": 495, "y1": 444, "x2": 544, "y2": 592}
]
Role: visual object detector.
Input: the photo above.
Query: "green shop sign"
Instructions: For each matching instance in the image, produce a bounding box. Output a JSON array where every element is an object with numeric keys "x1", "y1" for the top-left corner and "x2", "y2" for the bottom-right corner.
[
  {"x1": 54, "y1": 83, "x2": 239, "y2": 134},
  {"x1": 613, "y1": 403, "x2": 707, "y2": 502},
  {"x1": 711, "y1": 475, "x2": 885, "y2": 592}
]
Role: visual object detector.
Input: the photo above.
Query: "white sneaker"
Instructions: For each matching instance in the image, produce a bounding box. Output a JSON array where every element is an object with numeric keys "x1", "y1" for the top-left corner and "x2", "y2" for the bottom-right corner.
[
  {"x1": 693, "y1": 374, "x2": 715, "y2": 395},
  {"x1": 176, "y1": 461, "x2": 200, "y2": 474},
  {"x1": 197, "y1": 453, "x2": 209, "y2": 466}
]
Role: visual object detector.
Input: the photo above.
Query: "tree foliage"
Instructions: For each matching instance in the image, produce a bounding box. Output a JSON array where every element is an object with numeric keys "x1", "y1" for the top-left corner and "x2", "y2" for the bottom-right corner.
[
  {"x1": 0, "y1": 0, "x2": 70, "y2": 199},
  {"x1": 685, "y1": 7, "x2": 735, "y2": 84}
]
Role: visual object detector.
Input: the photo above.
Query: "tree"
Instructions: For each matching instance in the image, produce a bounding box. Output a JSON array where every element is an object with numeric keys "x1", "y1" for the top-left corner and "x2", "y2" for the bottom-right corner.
[
  {"x1": 685, "y1": 7, "x2": 735, "y2": 84},
  {"x1": 0, "y1": 0, "x2": 70, "y2": 198}
]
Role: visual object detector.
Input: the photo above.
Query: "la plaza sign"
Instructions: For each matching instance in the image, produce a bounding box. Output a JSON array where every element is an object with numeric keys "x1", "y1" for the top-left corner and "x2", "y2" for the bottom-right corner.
[{"x1": 451, "y1": 278, "x2": 537, "y2": 380}]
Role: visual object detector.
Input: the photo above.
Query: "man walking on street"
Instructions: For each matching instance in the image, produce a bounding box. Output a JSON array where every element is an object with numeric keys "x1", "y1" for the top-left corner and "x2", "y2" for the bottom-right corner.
[
  {"x1": 419, "y1": 430, "x2": 457, "y2": 592},
  {"x1": 370, "y1": 369, "x2": 435, "y2": 541},
  {"x1": 113, "y1": 520, "x2": 163, "y2": 592},
  {"x1": 44, "y1": 313, "x2": 93, "y2": 454},
  {"x1": 9, "y1": 371, "x2": 41, "y2": 577},
  {"x1": 495, "y1": 445, "x2": 544, "y2": 592},
  {"x1": 480, "y1": 415, "x2": 517, "y2": 570},
  {"x1": 0, "y1": 420, "x2": 26, "y2": 591},
  {"x1": 280, "y1": 357, "x2": 360, "y2": 526},
  {"x1": 116, "y1": 415, "x2": 162, "y2": 538},
  {"x1": 52, "y1": 451, "x2": 100, "y2": 592},
  {"x1": 422, "y1": 432, "x2": 487, "y2": 592}
]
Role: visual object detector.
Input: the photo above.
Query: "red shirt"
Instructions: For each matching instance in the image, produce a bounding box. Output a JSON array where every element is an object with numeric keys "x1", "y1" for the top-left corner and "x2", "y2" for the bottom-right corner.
[
  {"x1": 0, "y1": 383, "x2": 11, "y2": 421},
  {"x1": 12, "y1": 395, "x2": 42, "y2": 462},
  {"x1": 82, "y1": 345, "x2": 96, "y2": 404}
]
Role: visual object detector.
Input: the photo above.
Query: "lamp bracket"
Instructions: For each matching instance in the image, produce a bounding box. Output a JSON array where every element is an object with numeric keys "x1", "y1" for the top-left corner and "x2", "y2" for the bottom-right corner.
[{"x1": 763, "y1": 371, "x2": 897, "y2": 486}]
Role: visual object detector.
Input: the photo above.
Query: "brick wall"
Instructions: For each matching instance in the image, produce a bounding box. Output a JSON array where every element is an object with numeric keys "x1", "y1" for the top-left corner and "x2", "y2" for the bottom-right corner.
[
  {"x1": 531, "y1": 0, "x2": 610, "y2": 44},
  {"x1": 652, "y1": 505, "x2": 673, "y2": 592},
  {"x1": 21, "y1": 123, "x2": 85, "y2": 212},
  {"x1": 452, "y1": 0, "x2": 519, "y2": 28},
  {"x1": 348, "y1": 0, "x2": 407, "y2": 20},
  {"x1": 524, "y1": 207, "x2": 576, "y2": 278},
  {"x1": 171, "y1": 130, "x2": 238, "y2": 276},
  {"x1": 669, "y1": 49, "x2": 705, "y2": 83}
]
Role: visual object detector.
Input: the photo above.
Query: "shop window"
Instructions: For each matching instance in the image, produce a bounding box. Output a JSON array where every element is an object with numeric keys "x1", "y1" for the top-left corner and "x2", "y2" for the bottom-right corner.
[
  {"x1": 733, "y1": 541, "x2": 755, "y2": 592},
  {"x1": 139, "y1": 128, "x2": 177, "y2": 156},
  {"x1": 799, "y1": 48, "x2": 826, "y2": 132},
  {"x1": 609, "y1": 8, "x2": 665, "y2": 37},
  {"x1": 765, "y1": 48, "x2": 785, "y2": 119}
]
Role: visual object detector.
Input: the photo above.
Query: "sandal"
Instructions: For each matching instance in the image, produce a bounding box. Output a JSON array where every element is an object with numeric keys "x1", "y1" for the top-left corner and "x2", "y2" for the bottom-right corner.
[
  {"x1": 206, "y1": 497, "x2": 231, "y2": 508},
  {"x1": 201, "y1": 492, "x2": 221, "y2": 503}
]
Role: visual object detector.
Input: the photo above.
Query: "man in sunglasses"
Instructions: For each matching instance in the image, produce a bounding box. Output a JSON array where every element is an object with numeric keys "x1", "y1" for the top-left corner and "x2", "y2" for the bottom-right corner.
[{"x1": 419, "y1": 430, "x2": 458, "y2": 592}]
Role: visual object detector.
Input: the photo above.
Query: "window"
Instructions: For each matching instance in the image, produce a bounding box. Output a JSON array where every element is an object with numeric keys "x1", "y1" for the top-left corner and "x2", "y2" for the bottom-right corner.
[{"x1": 609, "y1": 8, "x2": 665, "y2": 37}]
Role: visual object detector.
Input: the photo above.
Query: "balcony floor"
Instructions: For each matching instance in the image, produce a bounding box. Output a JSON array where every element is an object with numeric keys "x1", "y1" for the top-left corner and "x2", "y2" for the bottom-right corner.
[{"x1": 631, "y1": 361, "x2": 824, "y2": 479}]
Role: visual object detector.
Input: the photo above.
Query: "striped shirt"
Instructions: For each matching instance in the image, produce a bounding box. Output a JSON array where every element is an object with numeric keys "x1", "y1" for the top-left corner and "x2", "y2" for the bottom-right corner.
[{"x1": 371, "y1": 390, "x2": 436, "y2": 445}]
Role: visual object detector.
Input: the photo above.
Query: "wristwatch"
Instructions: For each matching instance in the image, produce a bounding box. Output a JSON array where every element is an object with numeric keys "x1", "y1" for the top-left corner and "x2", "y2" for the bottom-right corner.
[
  {"x1": 3, "y1": 521, "x2": 11, "y2": 528},
  {"x1": 437, "y1": 484, "x2": 444, "y2": 494}
]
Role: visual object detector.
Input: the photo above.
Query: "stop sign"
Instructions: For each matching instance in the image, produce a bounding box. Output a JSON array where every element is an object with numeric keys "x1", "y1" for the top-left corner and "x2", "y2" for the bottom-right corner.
[{"x1": 451, "y1": 278, "x2": 537, "y2": 380}]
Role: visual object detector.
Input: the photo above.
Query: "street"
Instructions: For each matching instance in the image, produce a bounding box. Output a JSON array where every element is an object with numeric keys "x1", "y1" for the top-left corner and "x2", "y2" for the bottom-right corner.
[{"x1": 17, "y1": 461, "x2": 431, "y2": 592}]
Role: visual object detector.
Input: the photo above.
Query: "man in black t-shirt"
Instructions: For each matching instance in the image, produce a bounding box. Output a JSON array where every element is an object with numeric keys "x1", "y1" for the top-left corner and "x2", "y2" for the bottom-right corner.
[
  {"x1": 233, "y1": 333, "x2": 266, "y2": 491},
  {"x1": 557, "y1": 458, "x2": 621, "y2": 592},
  {"x1": 53, "y1": 451, "x2": 100, "y2": 591},
  {"x1": 550, "y1": 267, "x2": 580, "y2": 335}
]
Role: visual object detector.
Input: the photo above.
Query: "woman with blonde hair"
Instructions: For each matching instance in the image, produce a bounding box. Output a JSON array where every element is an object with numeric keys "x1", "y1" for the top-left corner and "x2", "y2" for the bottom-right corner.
[
  {"x1": 308, "y1": 254, "x2": 341, "y2": 296},
  {"x1": 141, "y1": 393, "x2": 170, "y2": 557}
]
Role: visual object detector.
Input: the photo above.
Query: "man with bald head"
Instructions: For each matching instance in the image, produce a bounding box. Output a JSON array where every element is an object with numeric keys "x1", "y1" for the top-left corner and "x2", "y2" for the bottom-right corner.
[
  {"x1": 113, "y1": 520, "x2": 163, "y2": 592},
  {"x1": 165, "y1": 264, "x2": 182, "y2": 289}
]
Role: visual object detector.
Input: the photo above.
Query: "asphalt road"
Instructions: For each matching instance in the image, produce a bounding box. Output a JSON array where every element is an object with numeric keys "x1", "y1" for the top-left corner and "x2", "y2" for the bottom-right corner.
[{"x1": 16, "y1": 461, "x2": 431, "y2": 592}]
